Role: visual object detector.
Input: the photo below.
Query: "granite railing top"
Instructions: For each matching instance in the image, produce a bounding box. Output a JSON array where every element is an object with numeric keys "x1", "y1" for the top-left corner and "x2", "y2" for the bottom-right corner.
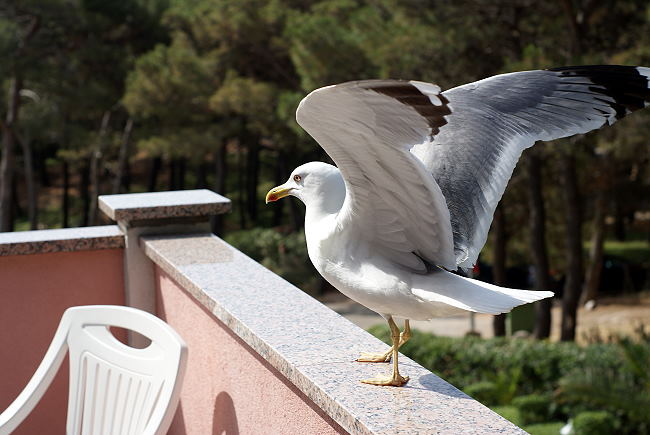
[
  {"x1": 0, "y1": 225, "x2": 124, "y2": 256},
  {"x1": 99, "y1": 189, "x2": 231, "y2": 224},
  {"x1": 142, "y1": 233, "x2": 524, "y2": 435}
]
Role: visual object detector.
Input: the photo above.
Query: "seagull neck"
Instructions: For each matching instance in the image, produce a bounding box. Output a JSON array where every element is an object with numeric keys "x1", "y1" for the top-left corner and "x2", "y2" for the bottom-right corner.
[{"x1": 304, "y1": 202, "x2": 337, "y2": 227}]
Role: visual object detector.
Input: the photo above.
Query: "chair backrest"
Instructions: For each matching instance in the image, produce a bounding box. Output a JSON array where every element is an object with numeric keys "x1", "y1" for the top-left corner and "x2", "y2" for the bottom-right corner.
[
  {"x1": 63, "y1": 306, "x2": 187, "y2": 435},
  {"x1": 0, "y1": 305, "x2": 187, "y2": 435}
]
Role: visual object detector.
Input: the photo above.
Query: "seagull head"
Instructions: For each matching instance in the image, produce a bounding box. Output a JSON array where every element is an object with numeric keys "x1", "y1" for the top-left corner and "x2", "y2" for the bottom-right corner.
[{"x1": 265, "y1": 162, "x2": 344, "y2": 213}]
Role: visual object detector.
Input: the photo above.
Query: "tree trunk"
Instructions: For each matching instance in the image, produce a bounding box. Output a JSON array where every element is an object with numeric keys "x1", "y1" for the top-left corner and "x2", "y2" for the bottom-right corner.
[
  {"x1": 492, "y1": 204, "x2": 507, "y2": 337},
  {"x1": 237, "y1": 140, "x2": 247, "y2": 229},
  {"x1": 19, "y1": 134, "x2": 38, "y2": 229},
  {"x1": 613, "y1": 199, "x2": 626, "y2": 241},
  {"x1": 168, "y1": 159, "x2": 177, "y2": 190},
  {"x1": 582, "y1": 190, "x2": 607, "y2": 304},
  {"x1": 0, "y1": 76, "x2": 22, "y2": 232},
  {"x1": 272, "y1": 150, "x2": 287, "y2": 227},
  {"x1": 62, "y1": 160, "x2": 70, "y2": 228},
  {"x1": 560, "y1": 153, "x2": 583, "y2": 341},
  {"x1": 79, "y1": 160, "x2": 90, "y2": 227},
  {"x1": 211, "y1": 143, "x2": 228, "y2": 236},
  {"x1": 0, "y1": 15, "x2": 38, "y2": 231},
  {"x1": 89, "y1": 110, "x2": 111, "y2": 225},
  {"x1": 148, "y1": 157, "x2": 161, "y2": 192},
  {"x1": 246, "y1": 138, "x2": 260, "y2": 223},
  {"x1": 196, "y1": 161, "x2": 208, "y2": 189},
  {"x1": 112, "y1": 117, "x2": 133, "y2": 194},
  {"x1": 527, "y1": 152, "x2": 552, "y2": 339},
  {"x1": 178, "y1": 157, "x2": 186, "y2": 190},
  {"x1": 37, "y1": 148, "x2": 50, "y2": 187},
  {"x1": 11, "y1": 172, "x2": 21, "y2": 220}
]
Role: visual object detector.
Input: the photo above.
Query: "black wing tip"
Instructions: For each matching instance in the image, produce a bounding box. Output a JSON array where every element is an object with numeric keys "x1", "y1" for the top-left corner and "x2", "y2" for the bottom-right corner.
[
  {"x1": 546, "y1": 64, "x2": 645, "y2": 77},
  {"x1": 548, "y1": 64, "x2": 650, "y2": 119}
]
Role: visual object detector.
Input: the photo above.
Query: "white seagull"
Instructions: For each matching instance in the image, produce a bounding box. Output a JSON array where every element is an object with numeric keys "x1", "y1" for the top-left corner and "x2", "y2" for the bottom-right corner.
[{"x1": 266, "y1": 65, "x2": 650, "y2": 386}]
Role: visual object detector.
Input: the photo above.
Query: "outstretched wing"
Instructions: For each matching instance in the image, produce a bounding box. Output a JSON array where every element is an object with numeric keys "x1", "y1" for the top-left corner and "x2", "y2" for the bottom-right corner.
[
  {"x1": 411, "y1": 65, "x2": 650, "y2": 268},
  {"x1": 296, "y1": 80, "x2": 456, "y2": 272}
]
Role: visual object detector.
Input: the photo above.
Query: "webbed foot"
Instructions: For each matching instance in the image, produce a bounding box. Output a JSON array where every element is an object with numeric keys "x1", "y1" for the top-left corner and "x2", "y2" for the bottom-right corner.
[
  {"x1": 360, "y1": 374, "x2": 409, "y2": 387},
  {"x1": 356, "y1": 351, "x2": 391, "y2": 363}
]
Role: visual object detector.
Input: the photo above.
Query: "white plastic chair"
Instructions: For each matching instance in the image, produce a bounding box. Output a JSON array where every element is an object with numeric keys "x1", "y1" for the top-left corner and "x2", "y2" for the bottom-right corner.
[{"x1": 0, "y1": 305, "x2": 188, "y2": 435}]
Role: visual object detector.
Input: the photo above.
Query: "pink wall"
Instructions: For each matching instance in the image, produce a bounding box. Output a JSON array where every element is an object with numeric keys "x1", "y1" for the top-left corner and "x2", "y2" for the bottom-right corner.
[
  {"x1": 0, "y1": 249, "x2": 125, "y2": 434},
  {"x1": 155, "y1": 268, "x2": 347, "y2": 435}
]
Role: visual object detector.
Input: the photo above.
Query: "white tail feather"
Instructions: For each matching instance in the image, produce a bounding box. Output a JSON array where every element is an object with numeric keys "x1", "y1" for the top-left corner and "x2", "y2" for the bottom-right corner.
[{"x1": 412, "y1": 269, "x2": 554, "y2": 315}]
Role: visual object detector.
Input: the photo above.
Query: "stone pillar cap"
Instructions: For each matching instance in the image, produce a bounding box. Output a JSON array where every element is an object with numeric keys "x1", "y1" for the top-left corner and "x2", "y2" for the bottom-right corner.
[{"x1": 99, "y1": 189, "x2": 231, "y2": 224}]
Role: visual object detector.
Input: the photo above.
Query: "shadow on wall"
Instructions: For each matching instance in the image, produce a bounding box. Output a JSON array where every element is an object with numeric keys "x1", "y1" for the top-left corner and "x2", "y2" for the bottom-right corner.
[{"x1": 213, "y1": 391, "x2": 240, "y2": 435}]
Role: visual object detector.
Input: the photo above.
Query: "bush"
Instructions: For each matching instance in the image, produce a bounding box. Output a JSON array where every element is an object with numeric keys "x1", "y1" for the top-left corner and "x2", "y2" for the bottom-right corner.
[
  {"x1": 491, "y1": 406, "x2": 521, "y2": 426},
  {"x1": 573, "y1": 411, "x2": 617, "y2": 435},
  {"x1": 464, "y1": 381, "x2": 498, "y2": 405},
  {"x1": 367, "y1": 326, "x2": 649, "y2": 432},
  {"x1": 522, "y1": 422, "x2": 565, "y2": 435},
  {"x1": 512, "y1": 394, "x2": 552, "y2": 425},
  {"x1": 367, "y1": 325, "x2": 621, "y2": 397},
  {"x1": 558, "y1": 338, "x2": 650, "y2": 433}
]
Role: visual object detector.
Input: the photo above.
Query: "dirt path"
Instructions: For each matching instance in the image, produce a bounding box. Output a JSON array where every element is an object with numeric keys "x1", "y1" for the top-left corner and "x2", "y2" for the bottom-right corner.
[{"x1": 324, "y1": 292, "x2": 650, "y2": 343}]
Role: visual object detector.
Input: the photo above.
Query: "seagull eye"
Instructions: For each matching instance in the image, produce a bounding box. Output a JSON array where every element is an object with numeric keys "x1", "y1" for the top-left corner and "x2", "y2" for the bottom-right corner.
[{"x1": 293, "y1": 174, "x2": 302, "y2": 182}]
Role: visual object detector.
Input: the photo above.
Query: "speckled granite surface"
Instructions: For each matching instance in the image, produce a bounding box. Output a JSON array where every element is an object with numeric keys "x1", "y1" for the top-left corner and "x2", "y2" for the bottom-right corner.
[
  {"x1": 0, "y1": 225, "x2": 124, "y2": 256},
  {"x1": 99, "y1": 189, "x2": 231, "y2": 223},
  {"x1": 143, "y1": 233, "x2": 525, "y2": 435}
]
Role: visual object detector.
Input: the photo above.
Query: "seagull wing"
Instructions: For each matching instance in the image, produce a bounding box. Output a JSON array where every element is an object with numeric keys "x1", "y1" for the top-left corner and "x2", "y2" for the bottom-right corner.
[
  {"x1": 411, "y1": 65, "x2": 650, "y2": 268},
  {"x1": 296, "y1": 80, "x2": 456, "y2": 272}
]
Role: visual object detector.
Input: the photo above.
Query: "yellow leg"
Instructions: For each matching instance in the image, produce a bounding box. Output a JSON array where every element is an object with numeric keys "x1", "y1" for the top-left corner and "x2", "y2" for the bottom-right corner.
[
  {"x1": 360, "y1": 317, "x2": 409, "y2": 386},
  {"x1": 357, "y1": 319, "x2": 411, "y2": 363}
]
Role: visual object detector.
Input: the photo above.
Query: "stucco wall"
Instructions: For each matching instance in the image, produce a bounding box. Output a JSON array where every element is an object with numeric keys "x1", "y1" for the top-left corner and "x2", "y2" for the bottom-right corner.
[
  {"x1": 154, "y1": 267, "x2": 346, "y2": 435},
  {"x1": 0, "y1": 248, "x2": 125, "y2": 434}
]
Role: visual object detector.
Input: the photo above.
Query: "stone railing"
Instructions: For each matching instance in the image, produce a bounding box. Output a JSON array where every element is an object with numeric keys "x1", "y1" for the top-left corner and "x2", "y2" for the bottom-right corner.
[{"x1": 0, "y1": 189, "x2": 524, "y2": 434}]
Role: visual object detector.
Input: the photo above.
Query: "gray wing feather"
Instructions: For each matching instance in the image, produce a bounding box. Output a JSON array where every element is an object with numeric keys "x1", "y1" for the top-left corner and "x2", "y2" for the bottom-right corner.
[{"x1": 411, "y1": 66, "x2": 650, "y2": 268}]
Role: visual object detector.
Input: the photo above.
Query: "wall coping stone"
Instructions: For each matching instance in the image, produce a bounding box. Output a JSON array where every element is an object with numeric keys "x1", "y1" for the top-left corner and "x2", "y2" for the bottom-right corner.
[
  {"x1": 142, "y1": 232, "x2": 525, "y2": 435},
  {"x1": 0, "y1": 225, "x2": 124, "y2": 256},
  {"x1": 99, "y1": 189, "x2": 230, "y2": 225}
]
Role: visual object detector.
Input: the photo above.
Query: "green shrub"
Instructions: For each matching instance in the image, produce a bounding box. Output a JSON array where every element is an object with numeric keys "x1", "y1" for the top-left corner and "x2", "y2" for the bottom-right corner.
[
  {"x1": 464, "y1": 381, "x2": 498, "y2": 405},
  {"x1": 573, "y1": 411, "x2": 616, "y2": 435},
  {"x1": 512, "y1": 394, "x2": 552, "y2": 425},
  {"x1": 367, "y1": 325, "x2": 621, "y2": 396},
  {"x1": 368, "y1": 326, "x2": 649, "y2": 433},
  {"x1": 558, "y1": 338, "x2": 650, "y2": 433},
  {"x1": 522, "y1": 422, "x2": 565, "y2": 435},
  {"x1": 491, "y1": 406, "x2": 522, "y2": 426}
]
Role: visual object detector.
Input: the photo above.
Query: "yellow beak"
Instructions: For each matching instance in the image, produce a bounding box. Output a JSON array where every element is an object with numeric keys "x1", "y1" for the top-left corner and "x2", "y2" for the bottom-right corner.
[{"x1": 265, "y1": 185, "x2": 292, "y2": 204}]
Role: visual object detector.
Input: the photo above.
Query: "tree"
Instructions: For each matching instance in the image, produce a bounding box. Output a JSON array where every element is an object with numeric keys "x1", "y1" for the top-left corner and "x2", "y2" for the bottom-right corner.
[{"x1": 0, "y1": 4, "x2": 40, "y2": 231}]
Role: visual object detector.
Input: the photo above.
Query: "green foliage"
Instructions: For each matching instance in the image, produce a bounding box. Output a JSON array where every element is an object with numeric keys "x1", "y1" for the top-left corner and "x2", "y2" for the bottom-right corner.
[
  {"x1": 522, "y1": 422, "x2": 566, "y2": 435},
  {"x1": 284, "y1": 3, "x2": 377, "y2": 90},
  {"x1": 602, "y1": 240, "x2": 650, "y2": 265},
  {"x1": 558, "y1": 337, "x2": 650, "y2": 433},
  {"x1": 123, "y1": 37, "x2": 216, "y2": 122},
  {"x1": 512, "y1": 394, "x2": 553, "y2": 425},
  {"x1": 368, "y1": 327, "x2": 650, "y2": 432},
  {"x1": 463, "y1": 382, "x2": 499, "y2": 405},
  {"x1": 493, "y1": 404, "x2": 565, "y2": 435},
  {"x1": 368, "y1": 326, "x2": 620, "y2": 396},
  {"x1": 465, "y1": 368, "x2": 522, "y2": 406},
  {"x1": 491, "y1": 406, "x2": 522, "y2": 426},
  {"x1": 573, "y1": 411, "x2": 617, "y2": 435}
]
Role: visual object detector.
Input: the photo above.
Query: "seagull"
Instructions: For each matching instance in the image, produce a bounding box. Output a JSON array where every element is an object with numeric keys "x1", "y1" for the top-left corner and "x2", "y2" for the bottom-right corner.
[{"x1": 265, "y1": 65, "x2": 650, "y2": 386}]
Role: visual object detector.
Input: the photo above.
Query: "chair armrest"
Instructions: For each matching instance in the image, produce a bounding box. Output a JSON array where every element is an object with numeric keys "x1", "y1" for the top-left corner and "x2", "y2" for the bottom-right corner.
[{"x1": 0, "y1": 322, "x2": 69, "y2": 435}]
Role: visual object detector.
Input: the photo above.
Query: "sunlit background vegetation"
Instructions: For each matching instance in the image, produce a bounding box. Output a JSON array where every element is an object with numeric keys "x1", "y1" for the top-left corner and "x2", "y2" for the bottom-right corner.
[{"x1": 1, "y1": 1, "x2": 649, "y2": 433}]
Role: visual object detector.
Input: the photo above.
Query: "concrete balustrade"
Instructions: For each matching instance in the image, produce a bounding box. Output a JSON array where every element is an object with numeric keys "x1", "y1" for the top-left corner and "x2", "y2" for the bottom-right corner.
[
  {"x1": 0, "y1": 227, "x2": 126, "y2": 435},
  {"x1": 0, "y1": 190, "x2": 524, "y2": 434}
]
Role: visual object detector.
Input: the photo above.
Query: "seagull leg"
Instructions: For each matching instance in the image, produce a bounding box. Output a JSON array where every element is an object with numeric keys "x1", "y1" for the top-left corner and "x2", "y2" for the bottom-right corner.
[
  {"x1": 357, "y1": 319, "x2": 411, "y2": 363},
  {"x1": 360, "y1": 316, "x2": 409, "y2": 386}
]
